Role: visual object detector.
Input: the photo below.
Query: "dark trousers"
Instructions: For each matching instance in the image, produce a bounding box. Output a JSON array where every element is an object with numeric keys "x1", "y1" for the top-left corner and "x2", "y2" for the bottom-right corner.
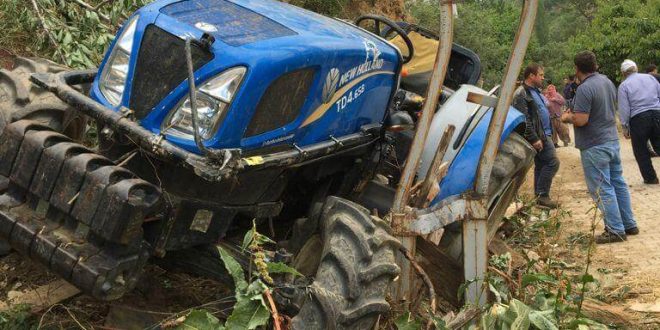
[
  {"x1": 534, "y1": 136, "x2": 560, "y2": 197},
  {"x1": 630, "y1": 110, "x2": 660, "y2": 182}
]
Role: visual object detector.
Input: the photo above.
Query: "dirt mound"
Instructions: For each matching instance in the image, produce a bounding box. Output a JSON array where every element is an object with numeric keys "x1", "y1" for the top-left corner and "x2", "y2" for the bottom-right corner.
[{"x1": 349, "y1": 0, "x2": 407, "y2": 20}]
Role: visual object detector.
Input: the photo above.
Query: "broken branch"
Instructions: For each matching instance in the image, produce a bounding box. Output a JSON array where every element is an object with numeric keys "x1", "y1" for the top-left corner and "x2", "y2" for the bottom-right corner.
[
  {"x1": 29, "y1": 0, "x2": 66, "y2": 64},
  {"x1": 263, "y1": 288, "x2": 282, "y2": 330},
  {"x1": 399, "y1": 246, "x2": 437, "y2": 317},
  {"x1": 68, "y1": 0, "x2": 112, "y2": 23}
]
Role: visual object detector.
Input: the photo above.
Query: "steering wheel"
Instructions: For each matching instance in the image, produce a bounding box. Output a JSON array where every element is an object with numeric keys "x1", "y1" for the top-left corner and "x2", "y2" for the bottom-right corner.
[{"x1": 355, "y1": 15, "x2": 415, "y2": 64}]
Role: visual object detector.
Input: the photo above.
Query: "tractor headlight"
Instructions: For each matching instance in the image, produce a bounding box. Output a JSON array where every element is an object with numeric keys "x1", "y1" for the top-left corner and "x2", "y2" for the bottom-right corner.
[
  {"x1": 99, "y1": 16, "x2": 138, "y2": 106},
  {"x1": 163, "y1": 67, "x2": 246, "y2": 140}
]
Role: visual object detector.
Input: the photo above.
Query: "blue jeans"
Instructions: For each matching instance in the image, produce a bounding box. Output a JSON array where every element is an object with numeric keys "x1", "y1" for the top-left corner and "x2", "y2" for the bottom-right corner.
[
  {"x1": 534, "y1": 136, "x2": 560, "y2": 197},
  {"x1": 580, "y1": 140, "x2": 637, "y2": 234}
]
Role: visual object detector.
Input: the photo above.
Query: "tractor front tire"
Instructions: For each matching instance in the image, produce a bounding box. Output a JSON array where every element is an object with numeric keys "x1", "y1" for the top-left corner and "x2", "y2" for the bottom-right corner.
[{"x1": 291, "y1": 197, "x2": 400, "y2": 330}]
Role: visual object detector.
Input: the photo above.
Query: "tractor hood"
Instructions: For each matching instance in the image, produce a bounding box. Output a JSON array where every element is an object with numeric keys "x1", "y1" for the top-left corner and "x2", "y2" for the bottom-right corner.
[{"x1": 91, "y1": 0, "x2": 402, "y2": 154}]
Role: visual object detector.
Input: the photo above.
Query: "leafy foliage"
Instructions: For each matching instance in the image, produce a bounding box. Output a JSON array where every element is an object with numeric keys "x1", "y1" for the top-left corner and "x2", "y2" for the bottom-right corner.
[
  {"x1": 407, "y1": 0, "x2": 656, "y2": 89},
  {"x1": 475, "y1": 196, "x2": 614, "y2": 329},
  {"x1": 0, "y1": 0, "x2": 152, "y2": 68},
  {"x1": 217, "y1": 246, "x2": 271, "y2": 330},
  {"x1": 173, "y1": 225, "x2": 283, "y2": 330},
  {"x1": 0, "y1": 304, "x2": 37, "y2": 329},
  {"x1": 575, "y1": 0, "x2": 660, "y2": 83},
  {"x1": 288, "y1": 0, "x2": 350, "y2": 17}
]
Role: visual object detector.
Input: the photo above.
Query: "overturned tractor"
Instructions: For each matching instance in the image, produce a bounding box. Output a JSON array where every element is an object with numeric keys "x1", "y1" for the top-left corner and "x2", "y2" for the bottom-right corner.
[{"x1": 0, "y1": 0, "x2": 538, "y2": 328}]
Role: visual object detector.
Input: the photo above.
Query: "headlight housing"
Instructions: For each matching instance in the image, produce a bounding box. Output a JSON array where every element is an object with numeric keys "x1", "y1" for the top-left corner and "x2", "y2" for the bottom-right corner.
[
  {"x1": 162, "y1": 67, "x2": 246, "y2": 140},
  {"x1": 99, "y1": 16, "x2": 139, "y2": 106}
]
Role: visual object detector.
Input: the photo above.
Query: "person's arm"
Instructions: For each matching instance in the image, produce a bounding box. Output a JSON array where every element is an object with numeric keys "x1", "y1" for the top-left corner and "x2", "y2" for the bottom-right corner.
[
  {"x1": 556, "y1": 94, "x2": 565, "y2": 107},
  {"x1": 561, "y1": 111, "x2": 589, "y2": 127},
  {"x1": 512, "y1": 88, "x2": 542, "y2": 150},
  {"x1": 617, "y1": 84, "x2": 631, "y2": 137},
  {"x1": 562, "y1": 86, "x2": 590, "y2": 127}
]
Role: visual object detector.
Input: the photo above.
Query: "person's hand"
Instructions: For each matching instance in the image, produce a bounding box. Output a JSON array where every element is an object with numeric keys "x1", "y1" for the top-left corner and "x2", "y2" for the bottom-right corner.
[
  {"x1": 561, "y1": 111, "x2": 572, "y2": 123},
  {"x1": 532, "y1": 140, "x2": 544, "y2": 151},
  {"x1": 622, "y1": 126, "x2": 631, "y2": 139}
]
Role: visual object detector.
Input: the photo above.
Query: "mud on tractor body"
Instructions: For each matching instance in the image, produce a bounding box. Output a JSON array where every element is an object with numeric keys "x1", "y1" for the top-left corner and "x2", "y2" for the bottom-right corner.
[{"x1": 0, "y1": 0, "x2": 535, "y2": 328}]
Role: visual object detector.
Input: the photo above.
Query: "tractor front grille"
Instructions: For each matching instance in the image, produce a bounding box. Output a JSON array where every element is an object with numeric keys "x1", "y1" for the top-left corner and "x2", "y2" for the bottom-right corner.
[{"x1": 129, "y1": 25, "x2": 214, "y2": 119}]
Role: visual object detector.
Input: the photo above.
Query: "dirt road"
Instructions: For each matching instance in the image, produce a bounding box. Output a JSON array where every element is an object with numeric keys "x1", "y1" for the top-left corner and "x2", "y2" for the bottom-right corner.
[{"x1": 527, "y1": 132, "x2": 660, "y2": 324}]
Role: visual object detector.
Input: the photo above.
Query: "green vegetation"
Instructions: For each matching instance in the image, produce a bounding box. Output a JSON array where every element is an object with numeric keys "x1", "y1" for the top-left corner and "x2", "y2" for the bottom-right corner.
[
  {"x1": 0, "y1": 0, "x2": 152, "y2": 68},
  {"x1": 5, "y1": 0, "x2": 655, "y2": 87},
  {"x1": 394, "y1": 196, "x2": 617, "y2": 329},
  {"x1": 0, "y1": 304, "x2": 36, "y2": 329},
  {"x1": 160, "y1": 222, "x2": 301, "y2": 329},
  {"x1": 407, "y1": 0, "x2": 659, "y2": 87},
  {"x1": 288, "y1": 0, "x2": 350, "y2": 17}
]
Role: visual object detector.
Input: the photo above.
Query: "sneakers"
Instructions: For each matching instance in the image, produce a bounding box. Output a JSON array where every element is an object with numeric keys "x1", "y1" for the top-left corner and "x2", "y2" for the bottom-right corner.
[
  {"x1": 537, "y1": 196, "x2": 560, "y2": 209},
  {"x1": 595, "y1": 230, "x2": 626, "y2": 244},
  {"x1": 644, "y1": 178, "x2": 659, "y2": 184},
  {"x1": 625, "y1": 227, "x2": 639, "y2": 235}
]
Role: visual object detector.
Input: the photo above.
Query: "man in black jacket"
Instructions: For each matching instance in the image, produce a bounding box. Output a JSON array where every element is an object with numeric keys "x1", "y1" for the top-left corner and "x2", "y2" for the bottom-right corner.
[{"x1": 513, "y1": 63, "x2": 560, "y2": 208}]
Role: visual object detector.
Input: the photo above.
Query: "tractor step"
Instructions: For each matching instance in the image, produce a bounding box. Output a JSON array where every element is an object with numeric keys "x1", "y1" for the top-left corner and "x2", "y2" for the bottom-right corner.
[{"x1": 0, "y1": 120, "x2": 161, "y2": 300}]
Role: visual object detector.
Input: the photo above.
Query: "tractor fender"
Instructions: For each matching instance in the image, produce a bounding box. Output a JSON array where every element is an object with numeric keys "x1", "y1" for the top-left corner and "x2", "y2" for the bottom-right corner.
[
  {"x1": 428, "y1": 105, "x2": 525, "y2": 205},
  {"x1": 414, "y1": 84, "x2": 526, "y2": 205}
]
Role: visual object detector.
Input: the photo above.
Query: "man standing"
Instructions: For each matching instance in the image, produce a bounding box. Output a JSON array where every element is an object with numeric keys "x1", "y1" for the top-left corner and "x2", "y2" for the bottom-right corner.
[
  {"x1": 513, "y1": 64, "x2": 560, "y2": 208},
  {"x1": 563, "y1": 75, "x2": 578, "y2": 101},
  {"x1": 617, "y1": 59, "x2": 660, "y2": 184},
  {"x1": 646, "y1": 64, "x2": 660, "y2": 83},
  {"x1": 561, "y1": 51, "x2": 638, "y2": 244}
]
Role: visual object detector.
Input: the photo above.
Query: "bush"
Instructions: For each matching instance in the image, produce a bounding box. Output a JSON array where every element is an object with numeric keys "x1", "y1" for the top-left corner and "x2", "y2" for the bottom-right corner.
[{"x1": 0, "y1": 0, "x2": 152, "y2": 68}]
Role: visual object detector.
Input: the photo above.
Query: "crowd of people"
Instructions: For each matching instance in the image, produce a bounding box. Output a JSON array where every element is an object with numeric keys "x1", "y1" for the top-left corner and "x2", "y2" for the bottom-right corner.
[{"x1": 513, "y1": 51, "x2": 660, "y2": 245}]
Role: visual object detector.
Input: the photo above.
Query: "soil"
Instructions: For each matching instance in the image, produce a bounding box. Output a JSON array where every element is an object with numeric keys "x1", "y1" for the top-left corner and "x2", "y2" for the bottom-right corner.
[
  {"x1": 520, "y1": 130, "x2": 660, "y2": 328},
  {"x1": 0, "y1": 255, "x2": 233, "y2": 328},
  {"x1": 349, "y1": 0, "x2": 407, "y2": 20}
]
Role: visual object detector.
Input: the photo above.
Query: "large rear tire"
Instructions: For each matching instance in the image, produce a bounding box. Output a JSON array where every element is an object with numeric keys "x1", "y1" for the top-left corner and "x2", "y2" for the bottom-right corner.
[
  {"x1": 290, "y1": 197, "x2": 400, "y2": 330},
  {"x1": 438, "y1": 132, "x2": 534, "y2": 263},
  {"x1": 0, "y1": 57, "x2": 85, "y2": 138},
  {"x1": 0, "y1": 57, "x2": 85, "y2": 256}
]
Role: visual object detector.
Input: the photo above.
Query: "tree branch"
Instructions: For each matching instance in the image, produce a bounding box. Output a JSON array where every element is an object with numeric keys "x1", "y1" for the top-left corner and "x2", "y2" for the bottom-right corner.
[
  {"x1": 399, "y1": 245, "x2": 437, "y2": 327},
  {"x1": 263, "y1": 288, "x2": 282, "y2": 330},
  {"x1": 29, "y1": 0, "x2": 66, "y2": 64},
  {"x1": 68, "y1": 0, "x2": 111, "y2": 23}
]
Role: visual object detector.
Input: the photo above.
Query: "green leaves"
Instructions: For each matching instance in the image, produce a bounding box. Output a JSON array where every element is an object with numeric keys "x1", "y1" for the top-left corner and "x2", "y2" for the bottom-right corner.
[
  {"x1": 266, "y1": 262, "x2": 303, "y2": 277},
  {"x1": 521, "y1": 273, "x2": 558, "y2": 288},
  {"x1": 395, "y1": 312, "x2": 422, "y2": 330},
  {"x1": 480, "y1": 299, "x2": 560, "y2": 330},
  {"x1": 0, "y1": 0, "x2": 155, "y2": 68},
  {"x1": 529, "y1": 310, "x2": 559, "y2": 330},
  {"x1": 217, "y1": 246, "x2": 271, "y2": 330},
  {"x1": 175, "y1": 310, "x2": 221, "y2": 330}
]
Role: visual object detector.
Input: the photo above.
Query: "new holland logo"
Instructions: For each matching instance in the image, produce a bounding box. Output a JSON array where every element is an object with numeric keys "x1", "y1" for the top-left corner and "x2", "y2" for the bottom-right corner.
[{"x1": 322, "y1": 68, "x2": 340, "y2": 104}]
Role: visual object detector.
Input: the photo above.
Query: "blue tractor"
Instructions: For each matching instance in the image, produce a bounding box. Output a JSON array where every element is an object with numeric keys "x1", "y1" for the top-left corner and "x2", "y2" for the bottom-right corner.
[{"x1": 0, "y1": 0, "x2": 534, "y2": 328}]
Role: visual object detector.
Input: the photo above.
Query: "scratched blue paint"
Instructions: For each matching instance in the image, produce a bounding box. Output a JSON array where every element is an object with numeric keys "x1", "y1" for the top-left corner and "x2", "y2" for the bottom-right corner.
[
  {"x1": 90, "y1": 0, "x2": 402, "y2": 153},
  {"x1": 160, "y1": 0, "x2": 297, "y2": 46}
]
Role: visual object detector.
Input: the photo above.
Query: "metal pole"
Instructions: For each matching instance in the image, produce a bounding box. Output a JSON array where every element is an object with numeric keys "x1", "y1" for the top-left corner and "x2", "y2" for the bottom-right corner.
[
  {"x1": 390, "y1": 0, "x2": 454, "y2": 303},
  {"x1": 463, "y1": 0, "x2": 539, "y2": 306}
]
